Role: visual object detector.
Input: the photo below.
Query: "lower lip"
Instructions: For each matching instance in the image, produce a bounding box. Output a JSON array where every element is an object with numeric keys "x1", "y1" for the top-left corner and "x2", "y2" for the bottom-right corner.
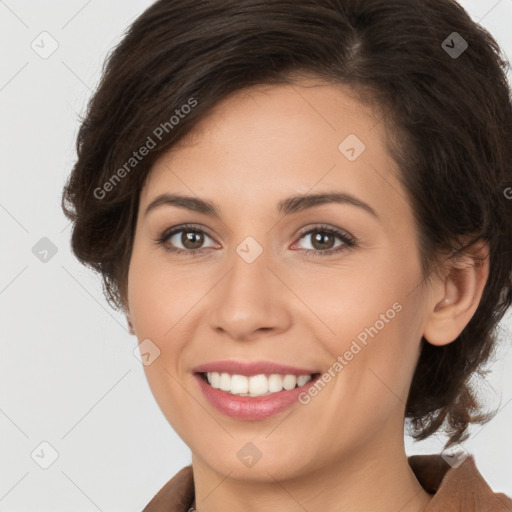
[{"x1": 194, "y1": 373, "x2": 319, "y2": 420}]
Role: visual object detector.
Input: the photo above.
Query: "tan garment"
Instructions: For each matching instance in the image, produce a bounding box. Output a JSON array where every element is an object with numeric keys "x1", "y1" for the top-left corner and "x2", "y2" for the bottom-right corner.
[{"x1": 142, "y1": 454, "x2": 512, "y2": 511}]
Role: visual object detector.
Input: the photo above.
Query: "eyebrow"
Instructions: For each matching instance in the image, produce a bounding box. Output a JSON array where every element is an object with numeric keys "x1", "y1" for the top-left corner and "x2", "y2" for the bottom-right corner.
[{"x1": 144, "y1": 192, "x2": 379, "y2": 219}]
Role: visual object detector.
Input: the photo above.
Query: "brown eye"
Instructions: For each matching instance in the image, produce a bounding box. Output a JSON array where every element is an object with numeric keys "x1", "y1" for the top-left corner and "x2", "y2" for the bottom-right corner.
[
  {"x1": 310, "y1": 230, "x2": 336, "y2": 250},
  {"x1": 181, "y1": 230, "x2": 205, "y2": 250},
  {"x1": 156, "y1": 225, "x2": 218, "y2": 255},
  {"x1": 294, "y1": 225, "x2": 356, "y2": 257}
]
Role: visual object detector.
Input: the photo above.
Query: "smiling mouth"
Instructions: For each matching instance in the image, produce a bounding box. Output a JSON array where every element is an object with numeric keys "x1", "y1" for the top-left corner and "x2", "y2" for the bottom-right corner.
[{"x1": 198, "y1": 371, "x2": 321, "y2": 397}]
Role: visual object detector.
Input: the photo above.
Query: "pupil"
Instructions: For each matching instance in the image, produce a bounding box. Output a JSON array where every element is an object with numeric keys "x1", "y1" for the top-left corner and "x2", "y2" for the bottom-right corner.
[
  {"x1": 183, "y1": 231, "x2": 203, "y2": 249},
  {"x1": 313, "y1": 231, "x2": 334, "y2": 250}
]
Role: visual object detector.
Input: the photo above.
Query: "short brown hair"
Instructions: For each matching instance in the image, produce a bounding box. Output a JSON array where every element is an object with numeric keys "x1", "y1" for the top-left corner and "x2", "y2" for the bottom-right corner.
[{"x1": 62, "y1": 0, "x2": 512, "y2": 448}]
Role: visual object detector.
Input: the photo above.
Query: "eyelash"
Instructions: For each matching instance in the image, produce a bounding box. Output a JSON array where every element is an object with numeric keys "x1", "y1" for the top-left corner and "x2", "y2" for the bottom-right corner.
[{"x1": 155, "y1": 223, "x2": 356, "y2": 258}]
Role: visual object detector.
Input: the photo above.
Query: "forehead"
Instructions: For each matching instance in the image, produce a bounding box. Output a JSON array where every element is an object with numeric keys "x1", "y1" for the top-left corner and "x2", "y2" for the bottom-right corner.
[{"x1": 140, "y1": 81, "x2": 405, "y2": 221}]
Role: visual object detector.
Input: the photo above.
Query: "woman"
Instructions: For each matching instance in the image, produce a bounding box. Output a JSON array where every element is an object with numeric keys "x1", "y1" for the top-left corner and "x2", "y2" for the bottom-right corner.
[{"x1": 62, "y1": 0, "x2": 512, "y2": 510}]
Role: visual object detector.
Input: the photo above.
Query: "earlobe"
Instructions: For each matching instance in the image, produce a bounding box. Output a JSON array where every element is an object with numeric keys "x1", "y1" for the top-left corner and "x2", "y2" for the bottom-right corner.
[{"x1": 423, "y1": 241, "x2": 489, "y2": 346}]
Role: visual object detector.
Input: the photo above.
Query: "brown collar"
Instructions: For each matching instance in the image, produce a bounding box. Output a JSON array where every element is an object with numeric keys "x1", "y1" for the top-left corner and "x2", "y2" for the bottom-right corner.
[{"x1": 142, "y1": 454, "x2": 512, "y2": 511}]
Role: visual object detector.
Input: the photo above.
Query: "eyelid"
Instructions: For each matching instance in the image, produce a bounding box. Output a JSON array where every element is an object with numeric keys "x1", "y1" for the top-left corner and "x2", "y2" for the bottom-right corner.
[
  {"x1": 294, "y1": 224, "x2": 355, "y2": 243},
  {"x1": 155, "y1": 223, "x2": 356, "y2": 256},
  {"x1": 155, "y1": 223, "x2": 219, "y2": 252},
  {"x1": 291, "y1": 224, "x2": 356, "y2": 254}
]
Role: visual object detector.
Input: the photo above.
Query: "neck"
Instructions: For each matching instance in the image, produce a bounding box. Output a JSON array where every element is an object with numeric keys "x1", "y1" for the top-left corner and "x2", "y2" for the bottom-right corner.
[{"x1": 190, "y1": 428, "x2": 433, "y2": 512}]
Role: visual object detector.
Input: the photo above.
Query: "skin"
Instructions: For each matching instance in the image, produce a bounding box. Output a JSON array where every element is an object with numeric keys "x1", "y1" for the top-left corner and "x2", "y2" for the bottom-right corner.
[{"x1": 125, "y1": 80, "x2": 489, "y2": 512}]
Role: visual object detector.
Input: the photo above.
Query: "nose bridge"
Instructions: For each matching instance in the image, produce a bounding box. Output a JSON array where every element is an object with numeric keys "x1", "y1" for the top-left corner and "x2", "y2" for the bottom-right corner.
[
  {"x1": 229, "y1": 237, "x2": 271, "y2": 299},
  {"x1": 207, "y1": 235, "x2": 291, "y2": 339}
]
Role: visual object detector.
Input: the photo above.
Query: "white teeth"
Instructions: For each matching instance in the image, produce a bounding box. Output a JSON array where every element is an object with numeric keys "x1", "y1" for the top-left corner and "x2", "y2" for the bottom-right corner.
[
  {"x1": 210, "y1": 372, "x2": 220, "y2": 389},
  {"x1": 205, "y1": 372, "x2": 313, "y2": 397},
  {"x1": 231, "y1": 374, "x2": 249, "y2": 394},
  {"x1": 282, "y1": 375, "x2": 297, "y2": 390},
  {"x1": 297, "y1": 375, "x2": 311, "y2": 386},
  {"x1": 249, "y1": 375, "x2": 268, "y2": 396},
  {"x1": 219, "y1": 372, "x2": 231, "y2": 391},
  {"x1": 268, "y1": 374, "x2": 283, "y2": 393}
]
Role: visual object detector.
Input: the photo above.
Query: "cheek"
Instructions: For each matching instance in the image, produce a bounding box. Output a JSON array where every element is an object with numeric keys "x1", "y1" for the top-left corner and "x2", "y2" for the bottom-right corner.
[
  {"x1": 127, "y1": 249, "x2": 195, "y2": 433},
  {"x1": 309, "y1": 309, "x2": 422, "y2": 454},
  {"x1": 127, "y1": 270, "x2": 165, "y2": 338},
  {"x1": 127, "y1": 245, "x2": 203, "y2": 387},
  {"x1": 301, "y1": 256, "x2": 410, "y2": 346},
  {"x1": 312, "y1": 250, "x2": 423, "y2": 411},
  {"x1": 127, "y1": 244, "x2": 196, "y2": 338}
]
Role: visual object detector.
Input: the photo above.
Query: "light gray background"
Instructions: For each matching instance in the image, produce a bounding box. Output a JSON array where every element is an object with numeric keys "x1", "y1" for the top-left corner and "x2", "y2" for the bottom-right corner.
[{"x1": 1, "y1": 1, "x2": 511, "y2": 510}]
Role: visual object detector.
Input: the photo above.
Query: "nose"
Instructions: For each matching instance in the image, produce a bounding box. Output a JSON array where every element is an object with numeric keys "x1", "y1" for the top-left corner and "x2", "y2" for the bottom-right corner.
[{"x1": 207, "y1": 246, "x2": 292, "y2": 342}]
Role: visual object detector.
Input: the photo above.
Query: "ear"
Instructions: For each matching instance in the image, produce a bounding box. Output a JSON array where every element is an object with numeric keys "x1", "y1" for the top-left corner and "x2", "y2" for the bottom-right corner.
[{"x1": 423, "y1": 240, "x2": 489, "y2": 346}]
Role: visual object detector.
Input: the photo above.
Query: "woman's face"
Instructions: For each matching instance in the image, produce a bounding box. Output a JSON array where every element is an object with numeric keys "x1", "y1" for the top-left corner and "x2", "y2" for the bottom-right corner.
[{"x1": 127, "y1": 81, "x2": 432, "y2": 480}]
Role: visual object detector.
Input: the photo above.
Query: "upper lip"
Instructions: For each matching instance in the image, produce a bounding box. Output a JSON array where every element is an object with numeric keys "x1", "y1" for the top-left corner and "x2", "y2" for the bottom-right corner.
[{"x1": 193, "y1": 360, "x2": 320, "y2": 377}]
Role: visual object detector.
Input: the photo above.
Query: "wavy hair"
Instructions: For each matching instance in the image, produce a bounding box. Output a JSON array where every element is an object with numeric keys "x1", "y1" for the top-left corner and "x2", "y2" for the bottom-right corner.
[{"x1": 62, "y1": 0, "x2": 512, "y2": 447}]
